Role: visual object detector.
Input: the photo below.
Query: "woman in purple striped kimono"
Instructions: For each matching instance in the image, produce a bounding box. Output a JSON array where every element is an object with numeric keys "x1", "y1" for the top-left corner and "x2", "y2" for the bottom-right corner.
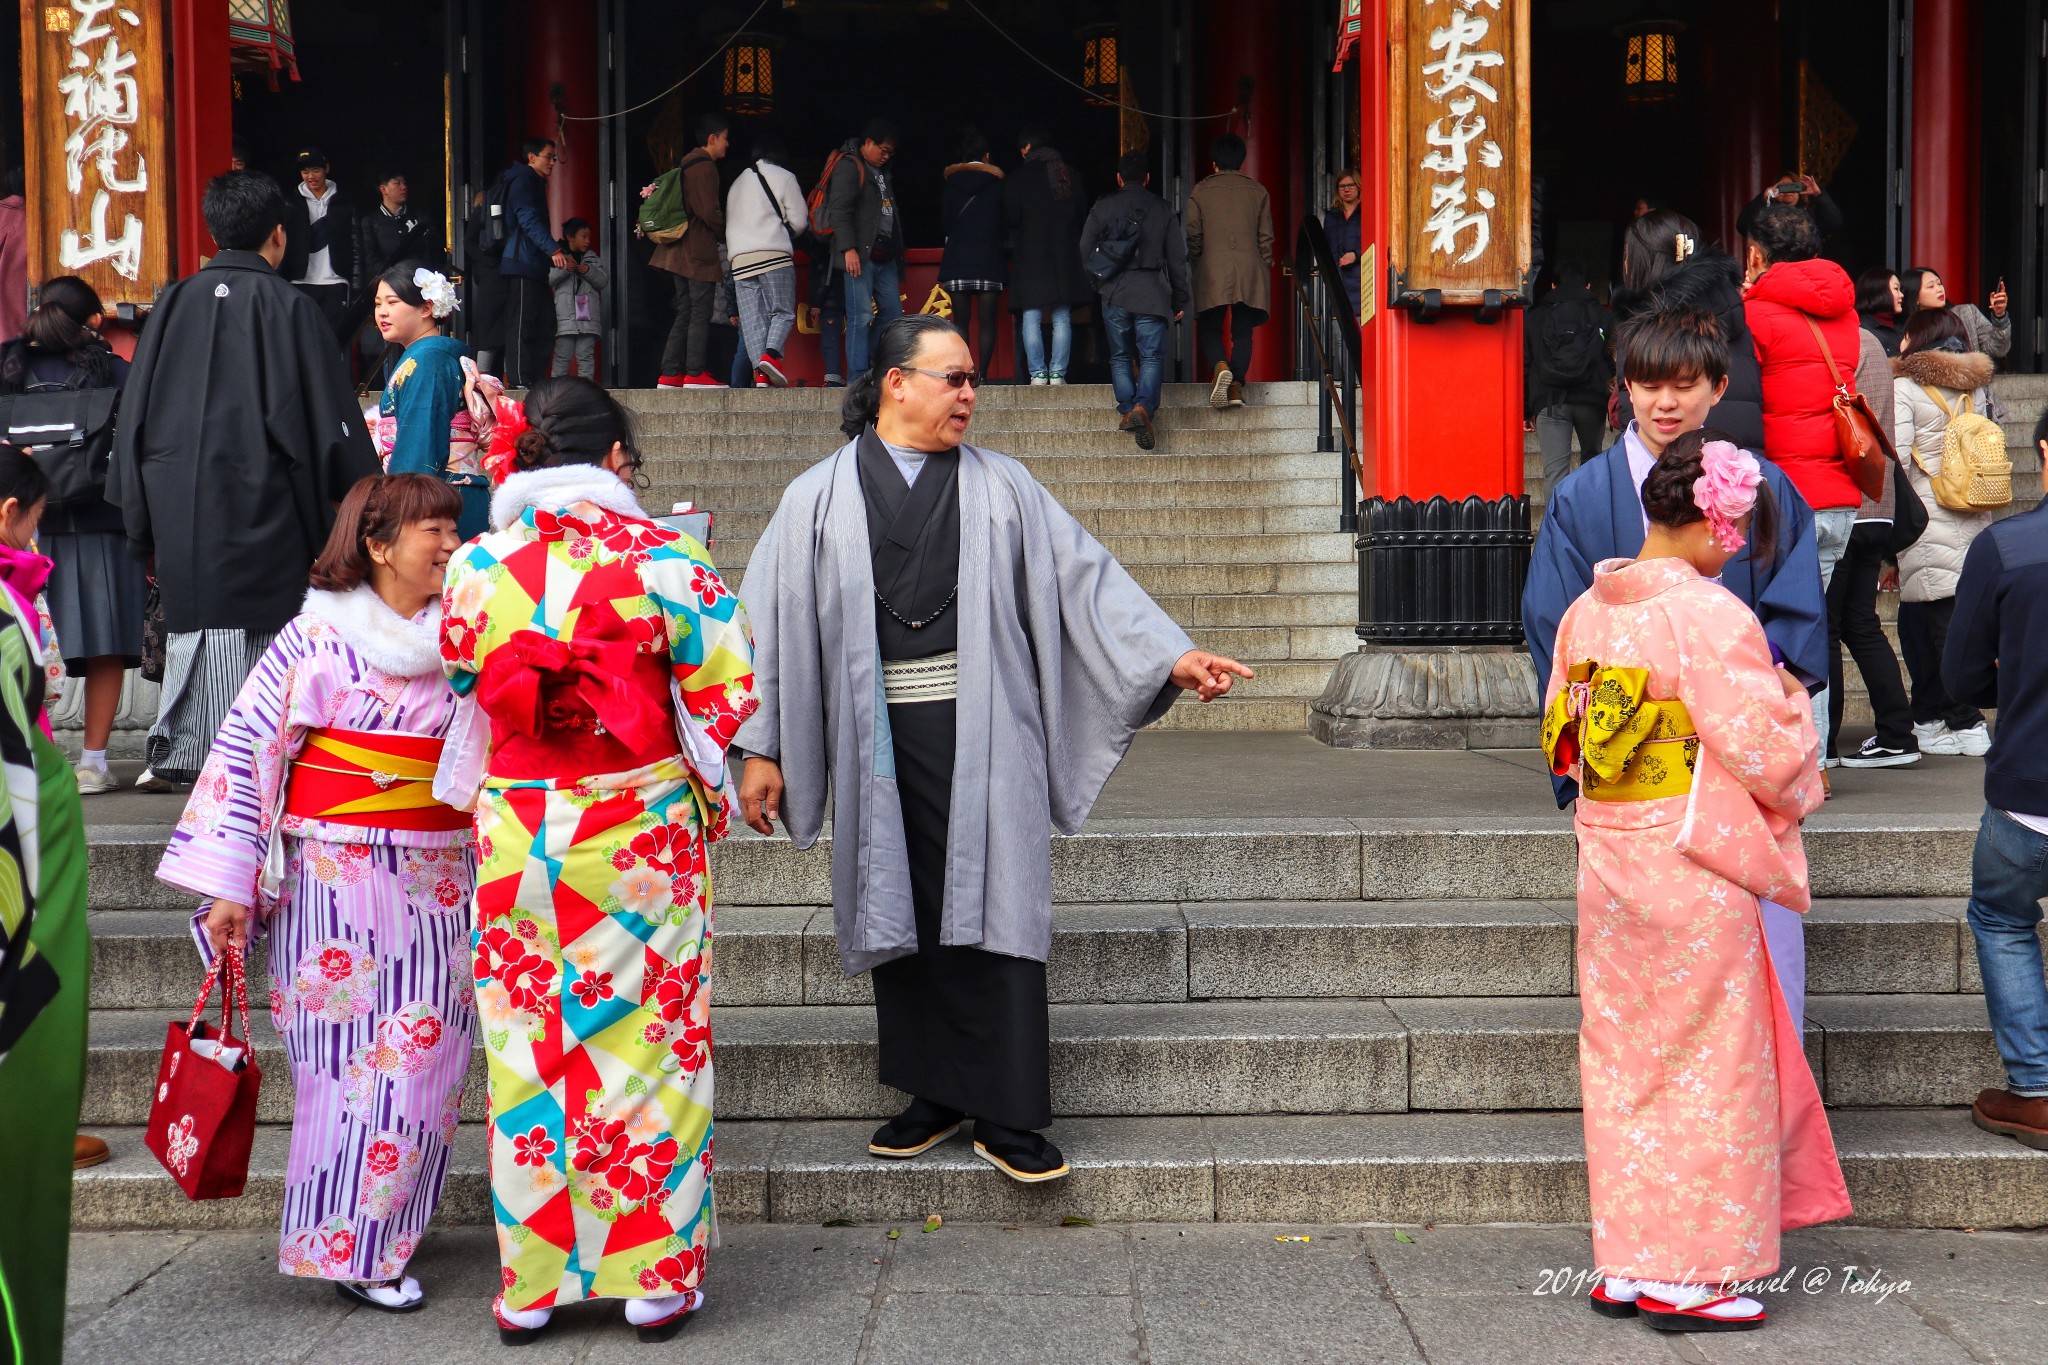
[{"x1": 158, "y1": 474, "x2": 477, "y2": 1312}]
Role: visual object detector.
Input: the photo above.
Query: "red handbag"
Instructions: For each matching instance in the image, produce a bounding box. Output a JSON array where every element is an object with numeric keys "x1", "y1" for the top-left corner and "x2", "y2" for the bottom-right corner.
[{"x1": 145, "y1": 945, "x2": 263, "y2": 1200}]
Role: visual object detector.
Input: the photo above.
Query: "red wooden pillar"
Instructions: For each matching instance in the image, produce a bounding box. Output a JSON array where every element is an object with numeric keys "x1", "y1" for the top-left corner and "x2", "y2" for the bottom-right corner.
[
  {"x1": 1197, "y1": 0, "x2": 1296, "y2": 381},
  {"x1": 1354, "y1": 6, "x2": 1522, "y2": 503},
  {"x1": 1702, "y1": 0, "x2": 1780, "y2": 254},
  {"x1": 1910, "y1": 0, "x2": 1979, "y2": 295},
  {"x1": 523, "y1": 0, "x2": 600, "y2": 238},
  {"x1": 170, "y1": 0, "x2": 233, "y2": 272}
]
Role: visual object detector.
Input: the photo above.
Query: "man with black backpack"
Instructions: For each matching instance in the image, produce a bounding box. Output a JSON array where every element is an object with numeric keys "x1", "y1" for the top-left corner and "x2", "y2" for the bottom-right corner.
[
  {"x1": 1524, "y1": 261, "x2": 1613, "y2": 502},
  {"x1": 1080, "y1": 151, "x2": 1190, "y2": 450}
]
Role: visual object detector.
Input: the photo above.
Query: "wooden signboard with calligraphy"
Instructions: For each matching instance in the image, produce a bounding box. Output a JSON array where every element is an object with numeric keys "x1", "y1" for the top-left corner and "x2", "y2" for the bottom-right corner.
[
  {"x1": 20, "y1": 0, "x2": 175, "y2": 310},
  {"x1": 1387, "y1": 0, "x2": 1530, "y2": 305}
]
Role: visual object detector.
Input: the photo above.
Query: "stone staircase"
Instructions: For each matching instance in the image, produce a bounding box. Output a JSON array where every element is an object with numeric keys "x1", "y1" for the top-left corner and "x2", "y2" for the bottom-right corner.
[
  {"x1": 622, "y1": 381, "x2": 1356, "y2": 733},
  {"x1": 72, "y1": 803, "x2": 2048, "y2": 1231}
]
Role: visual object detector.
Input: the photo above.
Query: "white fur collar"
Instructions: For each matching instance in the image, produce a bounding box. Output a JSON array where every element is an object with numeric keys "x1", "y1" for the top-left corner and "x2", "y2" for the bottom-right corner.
[
  {"x1": 491, "y1": 465, "x2": 649, "y2": 532},
  {"x1": 300, "y1": 585, "x2": 444, "y2": 678}
]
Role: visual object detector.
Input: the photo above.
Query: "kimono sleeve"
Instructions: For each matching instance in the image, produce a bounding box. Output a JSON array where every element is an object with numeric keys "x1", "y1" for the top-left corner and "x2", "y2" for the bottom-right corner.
[
  {"x1": 660, "y1": 539, "x2": 758, "y2": 754},
  {"x1": 1672, "y1": 590, "x2": 1821, "y2": 820},
  {"x1": 156, "y1": 624, "x2": 313, "y2": 908},
  {"x1": 1748, "y1": 464, "x2": 1828, "y2": 689},
  {"x1": 387, "y1": 352, "x2": 464, "y2": 480},
  {"x1": 440, "y1": 540, "x2": 493, "y2": 695}
]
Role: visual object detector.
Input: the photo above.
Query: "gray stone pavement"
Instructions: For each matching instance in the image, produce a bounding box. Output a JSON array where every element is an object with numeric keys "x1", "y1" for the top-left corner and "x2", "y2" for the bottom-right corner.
[{"x1": 65, "y1": 1222, "x2": 2047, "y2": 1364}]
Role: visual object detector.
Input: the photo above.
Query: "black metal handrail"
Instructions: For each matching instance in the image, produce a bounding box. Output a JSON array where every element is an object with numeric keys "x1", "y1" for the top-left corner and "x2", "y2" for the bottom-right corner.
[{"x1": 1292, "y1": 217, "x2": 1364, "y2": 532}]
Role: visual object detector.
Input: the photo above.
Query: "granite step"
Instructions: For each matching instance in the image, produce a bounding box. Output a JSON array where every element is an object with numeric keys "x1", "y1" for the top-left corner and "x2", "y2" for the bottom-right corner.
[
  {"x1": 78, "y1": 988, "x2": 2008, "y2": 1128},
  {"x1": 82, "y1": 816, "x2": 1983, "y2": 913},
  {"x1": 88, "y1": 899, "x2": 2008, "y2": 1014},
  {"x1": 70, "y1": 1108, "x2": 2048, "y2": 1231},
  {"x1": 646, "y1": 429, "x2": 1326, "y2": 461},
  {"x1": 672, "y1": 473, "x2": 1335, "y2": 516},
  {"x1": 631, "y1": 405, "x2": 1325, "y2": 436},
  {"x1": 646, "y1": 451, "x2": 1338, "y2": 486},
  {"x1": 617, "y1": 381, "x2": 1317, "y2": 414}
]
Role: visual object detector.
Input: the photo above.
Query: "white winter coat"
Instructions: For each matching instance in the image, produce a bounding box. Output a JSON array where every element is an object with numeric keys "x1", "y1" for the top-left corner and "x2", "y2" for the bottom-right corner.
[
  {"x1": 1891, "y1": 347, "x2": 1997, "y2": 603},
  {"x1": 723, "y1": 159, "x2": 809, "y2": 274}
]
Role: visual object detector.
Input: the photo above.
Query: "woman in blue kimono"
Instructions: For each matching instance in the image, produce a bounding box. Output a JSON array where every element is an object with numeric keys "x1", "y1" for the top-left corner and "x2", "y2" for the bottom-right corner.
[{"x1": 373, "y1": 264, "x2": 492, "y2": 539}]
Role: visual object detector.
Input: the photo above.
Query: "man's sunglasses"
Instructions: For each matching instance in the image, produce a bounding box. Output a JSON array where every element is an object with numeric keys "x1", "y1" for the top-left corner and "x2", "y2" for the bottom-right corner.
[{"x1": 902, "y1": 366, "x2": 979, "y2": 389}]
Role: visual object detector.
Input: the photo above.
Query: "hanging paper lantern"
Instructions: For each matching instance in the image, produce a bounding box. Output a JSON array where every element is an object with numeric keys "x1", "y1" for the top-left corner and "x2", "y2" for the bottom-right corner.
[
  {"x1": 1079, "y1": 24, "x2": 1120, "y2": 108},
  {"x1": 723, "y1": 34, "x2": 776, "y2": 117},
  {"x1": 1619, "y1": 20, "x2": 1682, "y2": 104}
]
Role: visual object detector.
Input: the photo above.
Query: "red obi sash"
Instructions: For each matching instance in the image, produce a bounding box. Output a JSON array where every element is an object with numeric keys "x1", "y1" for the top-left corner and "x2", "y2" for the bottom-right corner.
[
  {"x1": 284, "y1": 729, "x2": 471, "y2": 832},
  {"x1": 475, "y1": 629, "x2": 678, "y2": 779}
]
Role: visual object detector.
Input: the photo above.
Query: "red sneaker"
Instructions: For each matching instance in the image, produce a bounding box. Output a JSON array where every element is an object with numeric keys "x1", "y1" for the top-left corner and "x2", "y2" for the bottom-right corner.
[
  {"x1": 682, "y1": 372, "x2": 725, "y2": 388},
  {"x1": 755, "y1": 356, "x2": 790, "y2": 387},
  {"x1": 656, "y1": 373, "x2": 689, "y2": 388}
]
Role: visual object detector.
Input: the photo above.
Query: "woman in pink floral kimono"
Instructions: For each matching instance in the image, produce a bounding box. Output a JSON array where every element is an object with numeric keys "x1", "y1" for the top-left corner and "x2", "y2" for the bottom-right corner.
[
  {"x1": 1543, "y1": 431, "x2": 1851, "y2": 1333},
  {"x1": 158, "y1": 474, "x2": 475, "y2": 1313}
]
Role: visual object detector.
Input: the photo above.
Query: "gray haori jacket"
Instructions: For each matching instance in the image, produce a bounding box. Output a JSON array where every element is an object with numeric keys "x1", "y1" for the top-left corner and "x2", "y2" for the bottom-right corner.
[{"x1": 734, "y1": 440, "x2": 1195, "y2": 974}]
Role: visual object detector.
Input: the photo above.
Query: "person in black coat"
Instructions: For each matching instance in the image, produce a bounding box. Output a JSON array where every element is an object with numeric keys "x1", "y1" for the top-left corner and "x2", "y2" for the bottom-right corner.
[
  {"x1": 279, "y1": 147, "x2": 357, "y2": 347},
  {"x1": 1524, "y1": 261, "x2": 1613, "y2": 499},
  {"x1": 109, "y1": 172, "x2": 380, "y2": 784},
  {"x1": 1004, "y1": 128, "x2": 1089, "y2": 383},
  {"x1": 1609, "y1": 209, "x2": 1764, "y2": 452},
  {"x1": 939, "y1": 129, "x2": 1007, "y2": 378},
  {"x1": 1320, "y1": 169, "x2": 1363, "y2": 316}
]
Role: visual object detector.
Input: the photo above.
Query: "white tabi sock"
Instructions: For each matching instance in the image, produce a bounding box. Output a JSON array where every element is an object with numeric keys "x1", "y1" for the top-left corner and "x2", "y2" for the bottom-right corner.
[
  {"x1": 1636, "y1": 1279, "x2": 1763, "y2": 1318},
  {"x1": 498, "y1": 1300, "x2": 552, "y2": 1329},
  {"x1": 624, "y1": 1289, "x2": 703, "y2": 1325}
]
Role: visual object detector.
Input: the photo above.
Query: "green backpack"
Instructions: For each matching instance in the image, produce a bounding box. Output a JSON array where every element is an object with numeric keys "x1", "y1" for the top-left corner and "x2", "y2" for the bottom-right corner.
[{"x1": 637, "y1": 165, "x2": 691, "y2": 244}]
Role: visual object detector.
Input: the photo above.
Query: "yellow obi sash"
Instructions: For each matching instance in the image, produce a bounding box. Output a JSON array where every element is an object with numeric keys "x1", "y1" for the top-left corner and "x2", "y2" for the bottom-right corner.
[
  {"x1": 1541, "y1": 662, "x2": 1700, "y2": 803},
  {"x1": 283, "y1": 728, "x2": 470, "y2": 832}
]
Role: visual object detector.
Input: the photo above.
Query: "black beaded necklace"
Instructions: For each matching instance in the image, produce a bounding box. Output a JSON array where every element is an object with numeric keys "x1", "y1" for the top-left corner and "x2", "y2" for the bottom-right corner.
[{"x1": 874, "y1": 584, "x2": 956, "y2": 630}]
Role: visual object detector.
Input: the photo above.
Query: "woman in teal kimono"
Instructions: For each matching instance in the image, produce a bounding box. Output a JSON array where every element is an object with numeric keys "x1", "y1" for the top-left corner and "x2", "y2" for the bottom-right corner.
[{"x1": 373, "y1": 264, "x2": 493, "y2": 539}]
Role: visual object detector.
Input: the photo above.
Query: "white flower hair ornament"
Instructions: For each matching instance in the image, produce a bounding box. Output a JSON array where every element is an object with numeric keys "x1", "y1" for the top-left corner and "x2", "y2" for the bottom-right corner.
[{"x1": 413, "y1": 267, "x2": 461, "y2": 320}]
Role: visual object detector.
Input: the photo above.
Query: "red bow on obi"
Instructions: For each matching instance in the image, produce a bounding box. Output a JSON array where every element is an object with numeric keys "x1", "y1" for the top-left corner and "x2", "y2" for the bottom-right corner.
[{"x1": 475, "y1": 630, "x2": 670, "y2": 755}]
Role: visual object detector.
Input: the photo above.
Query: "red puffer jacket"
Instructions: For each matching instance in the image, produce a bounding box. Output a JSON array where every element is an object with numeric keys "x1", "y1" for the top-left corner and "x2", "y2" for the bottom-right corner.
[{"x1": 1743, "y1": 259, "x2": 1863, "y2": 510}]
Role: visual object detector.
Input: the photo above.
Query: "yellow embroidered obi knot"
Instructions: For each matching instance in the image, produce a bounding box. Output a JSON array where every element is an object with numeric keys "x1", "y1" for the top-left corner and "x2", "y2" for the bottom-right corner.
[{"x1": 1542, "y1": 662, "x2": 1699, "y2": 803}]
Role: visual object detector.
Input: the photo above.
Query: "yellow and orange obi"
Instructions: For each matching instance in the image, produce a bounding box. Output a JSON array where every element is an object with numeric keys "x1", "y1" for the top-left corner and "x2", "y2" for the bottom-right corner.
[
  {"x1": 284, "y1": 728, "x2": 471, "y2": 833},
  {"x1": 1542, "y1": 662, "x2": 1700, "y2": 802}
]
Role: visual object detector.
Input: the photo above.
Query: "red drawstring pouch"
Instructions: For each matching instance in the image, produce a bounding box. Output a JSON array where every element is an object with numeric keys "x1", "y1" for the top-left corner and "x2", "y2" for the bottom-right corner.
[{"x1": 144, "y1": 944, "x2": 263, "y2": 1200}]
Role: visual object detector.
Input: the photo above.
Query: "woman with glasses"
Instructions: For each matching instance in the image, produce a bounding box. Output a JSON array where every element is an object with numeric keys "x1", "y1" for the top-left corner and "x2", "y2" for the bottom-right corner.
[
  {"x1": 1322, "y1": 169, "x2": 1363, "y2": 316},
  {"x1": 439, "y1": 376, "x2": 757, "y2": 1345},
  {"x1": 735, "y1": 315, "x2": 1250, "y2": 1185}
]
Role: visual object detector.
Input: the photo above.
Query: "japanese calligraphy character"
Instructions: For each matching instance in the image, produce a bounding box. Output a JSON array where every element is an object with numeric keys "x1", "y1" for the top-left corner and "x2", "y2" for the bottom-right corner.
[
  {"x1": 68, "y1": 0, "x2": 118, "y2": 46},
  {"x1": 59, "y1": 188, "x2": 144, "y2": 279},
  {"x1": 1424, "y1": 7, "x2": 1505, "y2": 102},
  {"x1": 1423, "y1": 178, "x2": 1496, "y2": 266},
  {"x1": 59, "y1": 37, "x2": 144, "y2": 193},
  {"x1": 1420, "y1": 97, "x2": 1488, "y2": 174}
]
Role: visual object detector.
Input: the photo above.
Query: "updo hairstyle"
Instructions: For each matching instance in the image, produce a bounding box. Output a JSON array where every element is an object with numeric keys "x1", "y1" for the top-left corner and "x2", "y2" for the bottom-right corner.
[
  {"x1": 1640, "y1": 427, "x2": 1780, "y2": 566},
  {"x1": 513, "y1": 375, "x2": 644, "y2": 484}
]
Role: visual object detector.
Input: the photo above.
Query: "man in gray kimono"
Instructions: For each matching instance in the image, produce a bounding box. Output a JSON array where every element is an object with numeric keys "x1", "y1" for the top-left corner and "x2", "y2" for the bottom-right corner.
[{"x1": 736, "y1": 315, "x2": 1249, "y2": 1182}]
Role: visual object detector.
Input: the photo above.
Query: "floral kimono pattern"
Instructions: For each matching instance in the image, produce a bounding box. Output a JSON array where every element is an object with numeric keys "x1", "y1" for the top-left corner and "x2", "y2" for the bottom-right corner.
[
  {"x1": 157, "y1": 595, "x2": 476, "y2": 1283},
  {"x1": 1545, "y1": 557, "x2": 1850, "y2": 1284},
  {"x1": 441, "y1": 472, "x2": 755, "y2": 1312}
]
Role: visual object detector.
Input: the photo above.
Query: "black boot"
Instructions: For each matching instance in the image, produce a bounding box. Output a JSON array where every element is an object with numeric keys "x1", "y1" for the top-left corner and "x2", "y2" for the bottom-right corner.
[{"x1": 868, "y1": 1097, "x2": 965, "y2": 1158}]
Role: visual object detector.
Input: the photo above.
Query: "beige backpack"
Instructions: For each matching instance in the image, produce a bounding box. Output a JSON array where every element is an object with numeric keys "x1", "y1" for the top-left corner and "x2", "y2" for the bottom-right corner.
[{"x1": 1914, "y1": 386, "x2": 2012, "y2": 512}]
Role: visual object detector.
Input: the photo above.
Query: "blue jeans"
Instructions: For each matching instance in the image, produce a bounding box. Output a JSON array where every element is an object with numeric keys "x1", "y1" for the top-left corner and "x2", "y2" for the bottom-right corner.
[
  {"x1": 842, "y1": 256, "x2": 903, "y2": 375},
  {"x1": 1103, "y1": 304, "x2": 1168, "y2": 415},
  {"x1": 1021, "y1": 307, "x2": 1071, "y2": 379},
  {"x1": 1809, "y1": 507, "x2": 1856, "y2": 761},
  {"x1": 1967, "y1": 809, "x2": 2048, "y2": 1095}
]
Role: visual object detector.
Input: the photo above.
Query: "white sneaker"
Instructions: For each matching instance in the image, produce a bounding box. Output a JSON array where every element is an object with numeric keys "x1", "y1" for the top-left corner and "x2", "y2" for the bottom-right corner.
[
  {"x1": 1209, "y1": 364, "x2": 1235, "y2": 408},
  {"x1": 1029, "y1": 373, "x2": 1050, "y2": 386},
  {"x1": 134, "y1": 767, "x2": 176, "y2": 792},
  {"x1": 1047, "y1": 375, "x2": 1066, "y2": 386},
  {"x1": 1952, "y1": 723, "x2": 1992, "y2": 757},
  {"x1": 1914, "y1": 721, "x2": 1964, "y2": 756},
  {"x1": 75, "y1": 765, "x2": 118, "y2": 795},
  {"x1": 1821, "y1": 756, "x2": 1841, "y2": 770}
]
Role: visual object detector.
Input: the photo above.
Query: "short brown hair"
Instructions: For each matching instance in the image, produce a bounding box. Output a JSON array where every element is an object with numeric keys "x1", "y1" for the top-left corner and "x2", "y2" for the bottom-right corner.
[
  {"x1": 308, "y1": 474, "x2": 464, "y2": 592},
  {"x1": 1899, "y1": 306, "x2": 1967, "y2": 355},
  {"x1": 1616, "y1": 306, "x2": 1728, "y2": 387}
]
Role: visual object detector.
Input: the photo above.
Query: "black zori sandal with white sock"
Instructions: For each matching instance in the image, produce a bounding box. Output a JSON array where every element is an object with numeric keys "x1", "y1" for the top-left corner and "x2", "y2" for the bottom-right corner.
[
  {"x1": 628, "y1": 1288, "x2": 705, "y2": 1343},
  {"x1": 336, "y1": 1277, "x2": 424, "y2": 1313}
]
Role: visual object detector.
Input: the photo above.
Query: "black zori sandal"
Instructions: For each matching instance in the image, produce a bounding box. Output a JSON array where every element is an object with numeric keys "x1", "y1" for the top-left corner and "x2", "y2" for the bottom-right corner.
[
  {"x1": 634, "y1": 1288, "x2": 705, "y2": 1343},
  {"x1": 1637, "y1": 1292, "x2": 1767, "y2": 1333},
  {"x1": 869, "y1": 1098, "x2": 966, "y2": 1158},
  {"x1": 972, "y1": 1120, "x2": 1071, "y2": 1183}
]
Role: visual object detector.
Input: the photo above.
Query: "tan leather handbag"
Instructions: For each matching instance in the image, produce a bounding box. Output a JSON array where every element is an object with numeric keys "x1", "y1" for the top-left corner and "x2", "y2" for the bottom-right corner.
[{"x1": 1799, "y1": 312, "x2": 1893, "y2": 502}]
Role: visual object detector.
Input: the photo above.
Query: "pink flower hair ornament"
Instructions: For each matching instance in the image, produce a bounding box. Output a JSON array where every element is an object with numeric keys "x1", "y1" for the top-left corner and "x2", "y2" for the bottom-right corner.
[{"x1": 1692, "y1": 440, "x2": 1763, "y2": 553}]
